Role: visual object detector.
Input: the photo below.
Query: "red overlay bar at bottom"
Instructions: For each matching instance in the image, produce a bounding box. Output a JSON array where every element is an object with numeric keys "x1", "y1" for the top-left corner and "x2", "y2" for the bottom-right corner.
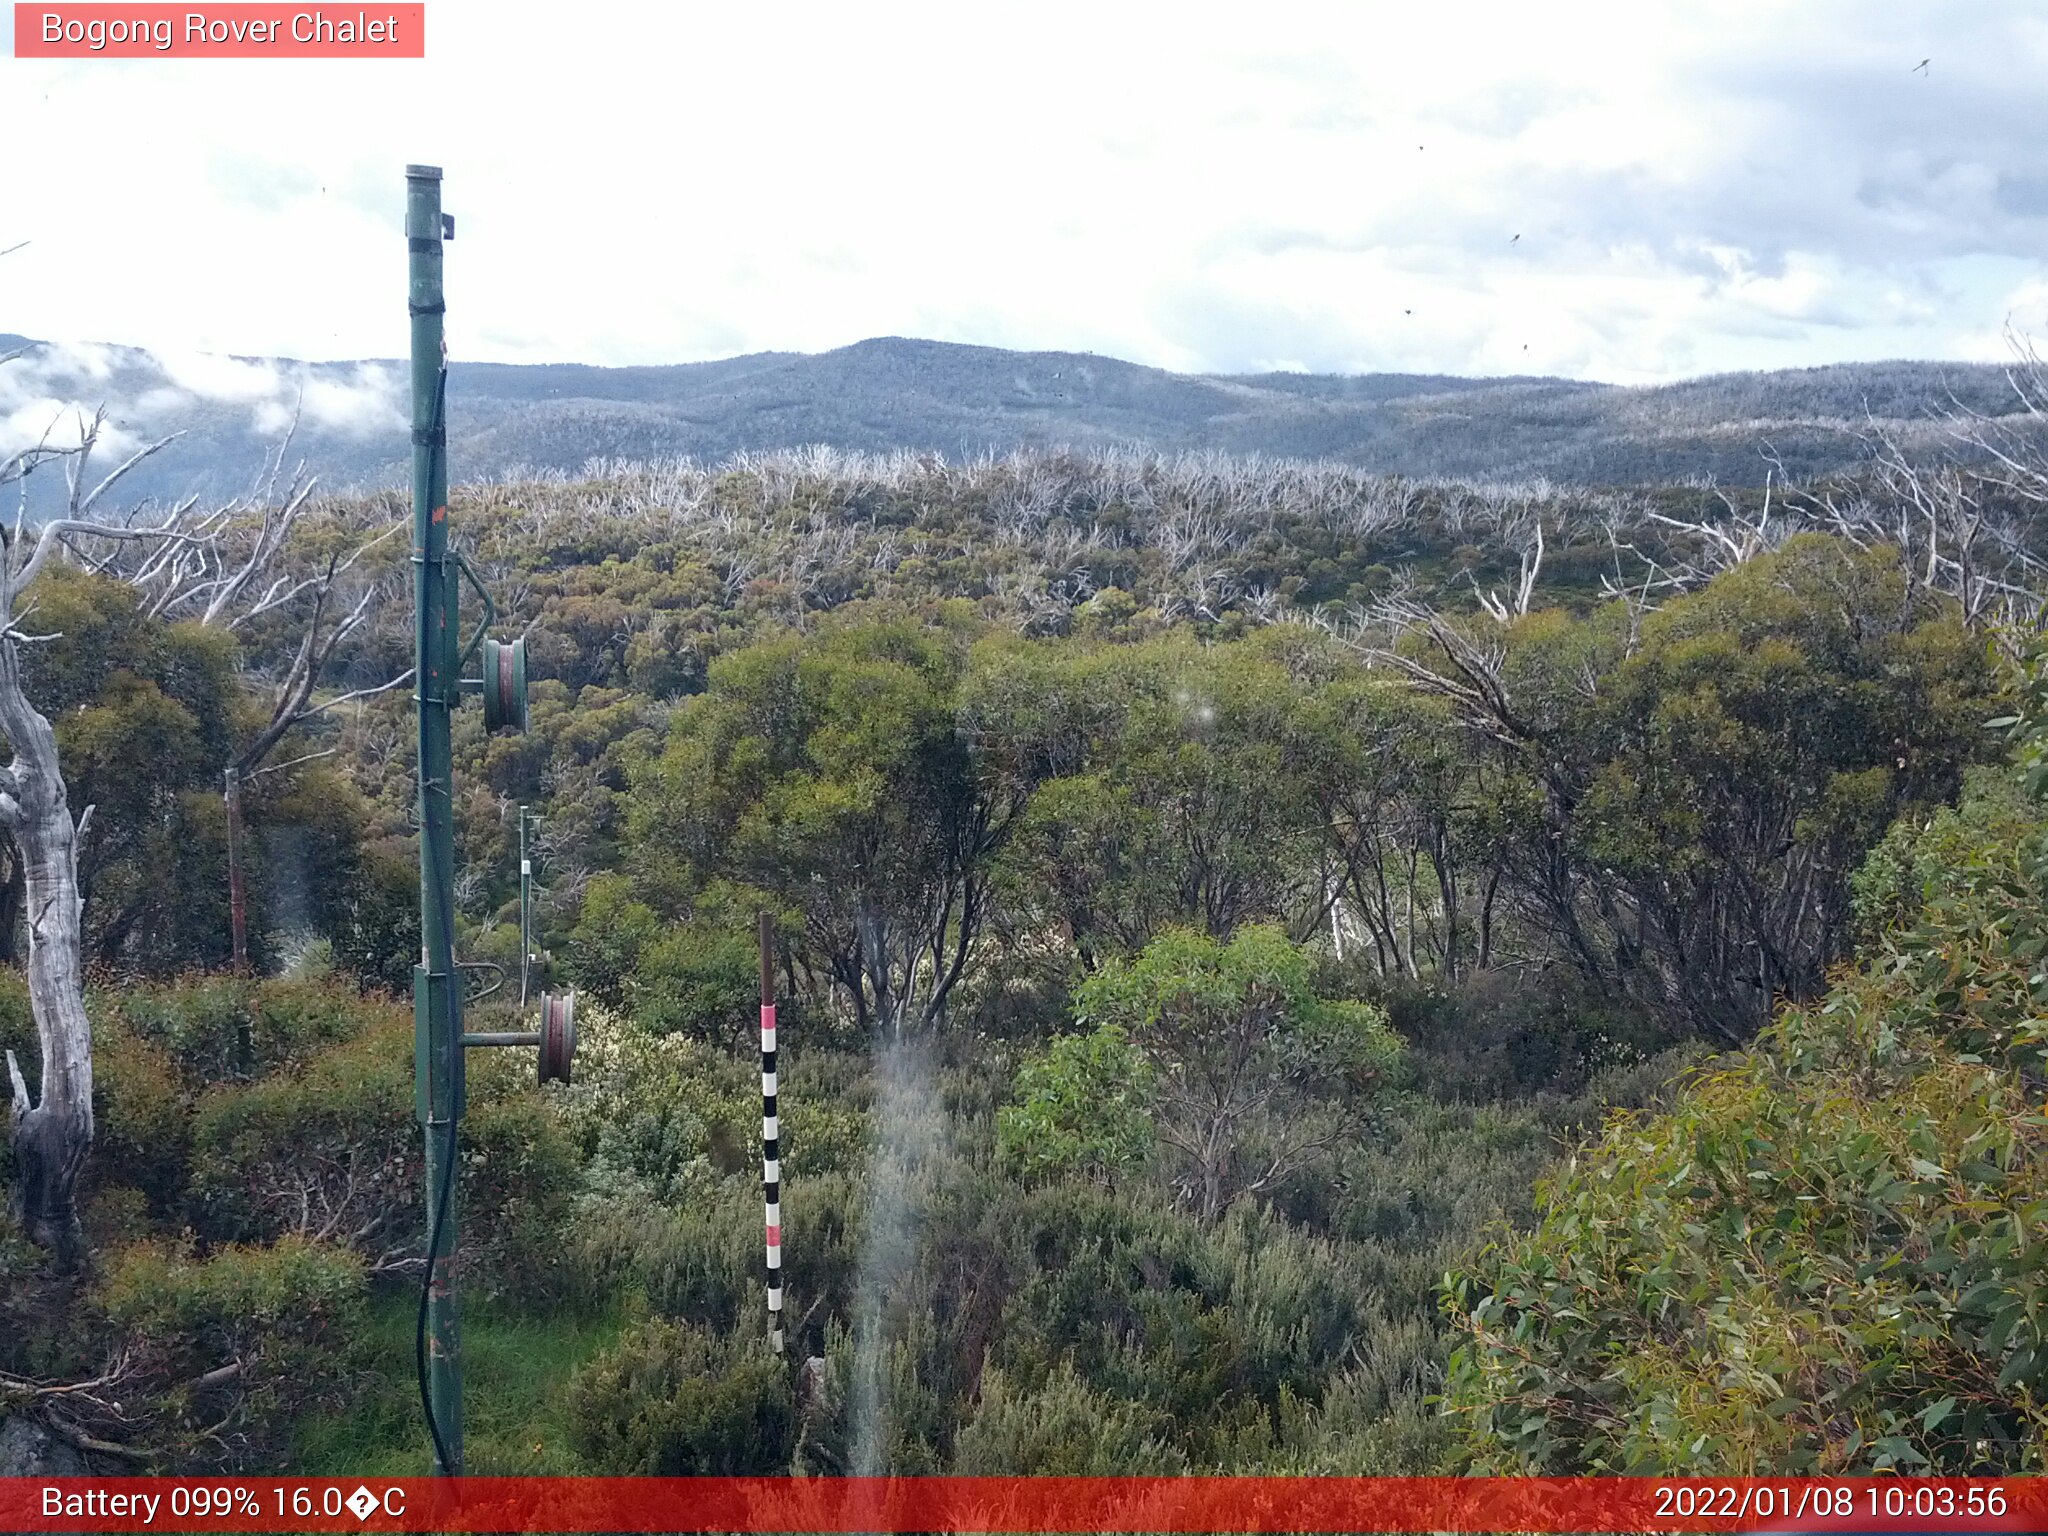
[{"x1": 2, "y1": 1477, "x2": 2041, "y2": 1532}]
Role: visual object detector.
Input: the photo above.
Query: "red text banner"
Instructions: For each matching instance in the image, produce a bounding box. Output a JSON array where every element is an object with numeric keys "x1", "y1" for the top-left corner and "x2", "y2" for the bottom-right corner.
[
  {"x1": 0, "y1": 1476, "x2": 2040, "y2": 1533},
  {"x1": 13, "y1": 5, "x2": 424, "y2": 58}
]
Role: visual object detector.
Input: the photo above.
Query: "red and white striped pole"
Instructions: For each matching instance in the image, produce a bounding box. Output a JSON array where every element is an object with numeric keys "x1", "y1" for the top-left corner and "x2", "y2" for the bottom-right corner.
[{"x1": 759, "y1": 911, "x2": 783, "y2": 1354}]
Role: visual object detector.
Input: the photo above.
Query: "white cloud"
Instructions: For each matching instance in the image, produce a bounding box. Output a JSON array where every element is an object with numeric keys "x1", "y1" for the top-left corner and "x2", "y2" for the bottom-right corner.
[
  {"x1": 156, "y1": 349, "x2": 284, "y2": 403},
  {"x1": 1, "y1": 0, "x2": 2045, "y2": 382},
  {"x1": 296, "y1": 364, "x2": 403, "y2": 435},
  {"x1": 0, "y1": 396, "x2": 140, "y2": 466}
]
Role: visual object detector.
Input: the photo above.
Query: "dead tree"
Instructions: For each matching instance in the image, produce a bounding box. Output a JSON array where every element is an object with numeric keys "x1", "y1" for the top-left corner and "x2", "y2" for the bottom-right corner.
[
  {"x1": 1802, "y1": 404, "x2": 2048, "y2": 642},
  {"x1": 0, "y1": 408, "x2": 182, "y2": 1269},
  {"x1": 1472, "y1": 511, "x2": 1545, "y2": 623},
  {"x1": 1641, "y1": 468, "x2": 1785, "y2": 585}
]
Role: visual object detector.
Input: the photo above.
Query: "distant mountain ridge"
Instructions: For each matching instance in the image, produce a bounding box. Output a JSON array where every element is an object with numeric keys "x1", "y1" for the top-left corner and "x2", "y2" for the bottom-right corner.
[{"x1": 0, "y1": 331, "x2": 2028, "y2": 505}]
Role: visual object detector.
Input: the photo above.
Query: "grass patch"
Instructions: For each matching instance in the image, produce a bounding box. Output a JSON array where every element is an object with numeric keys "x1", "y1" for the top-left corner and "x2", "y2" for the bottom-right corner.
[{"x1": 295, "y1": 1288, "x2": 624, "y2": 1476}]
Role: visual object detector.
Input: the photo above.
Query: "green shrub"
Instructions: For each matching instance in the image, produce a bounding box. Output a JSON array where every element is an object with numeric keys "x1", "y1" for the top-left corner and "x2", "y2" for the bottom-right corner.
[
  {"x1": 248, "y1": 977, "x2": 369, "y2": 1062},
  {"x1": 188, "y1": 1016, "x2": 416, "y2": 1251},
  {"x1": 569, "y1": 1318, "x2": 792, "y2": 1473},
  {"x1": 1445, "y1": 999, "x2": 2048, "y2": 1471},
  {"x1": 636, "y1": 919, "x2": 759, "y2": 1045},
  {"x1": 1378, "y1": 970, "x2": 1665, "y2": 1102},
  {"x1": 6, "y1": 978, "x2": 196, "y2": 1249},
  {"x1": 563, "y1": 873, "x2": 661, "y2": 1008},
  {"x1": 777, "y1": 1070, "x2": 869, "y2": 1178},
  {"x1": 1077, "y1": 924, "x2": 1403, "y2": 1218},
  {"x1": 462, "y1": 1060, "x2": 586, "y2": 1306},
  {"x1": 91, "y1": 1014, "x2": 190, "y2": 1213},
  {"x1": 988, "y1": 1182, "x2": 1366, "y2": 1460},
  {"x1": 954, "y1": 1361, "x2": 1185, "y2": 1473},
  {"x1": 107, "y1": 975, "x2": 369, "y2": 1085},
  {"x1": 1290, "y1": 1365, "x2": 1456, "y2": 1474},
  {"x1": 633, "y1": 1187, "x2": 757, "y2": 1331},
  {"x1": 1848, "y1": 764, "x2": 2037, "y2": 947},
  {"x1": 189, "y1": 1014, "x2": 580, "y2": 1290},
  {"x1": 998, "y1": 1022, "x2": 1154, "y2": 1184},
  {"x1": 104, "y1": 975, "x2": 250, "y2": 1083},
  {"x1": 560, "y1": 1003, "x2": 755, "y2": 1202},
  {"x1": 97, "y1": 1235, "x2": 366, "y2": 1465}
]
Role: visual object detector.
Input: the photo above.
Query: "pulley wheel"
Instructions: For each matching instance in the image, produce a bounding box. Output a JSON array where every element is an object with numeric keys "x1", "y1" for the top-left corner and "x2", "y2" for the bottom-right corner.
[
  {"x1": 482, "y1": 636, "x2": 528, "y2": 733},
  {"x1": 538, "y1": 989, "x2": 576, "y2": 1086}
]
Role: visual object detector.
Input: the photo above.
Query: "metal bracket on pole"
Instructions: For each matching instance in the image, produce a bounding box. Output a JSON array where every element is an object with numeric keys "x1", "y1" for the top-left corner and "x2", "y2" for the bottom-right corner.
[{"x1": 453, "y1": 550, "x2": 496, "y2": 673}]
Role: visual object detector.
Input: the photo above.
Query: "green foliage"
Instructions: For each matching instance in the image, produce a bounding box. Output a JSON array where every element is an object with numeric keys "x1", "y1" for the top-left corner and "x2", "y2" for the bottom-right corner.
[
  {"x1": 558, "y1": 1001, "x2": 758, "y2": 1202},
  {"x1": 1378, "y1": 970, "x2": 1668, "y2": 1103},
  {"x1": 564, "y1": 872, "x2": 662, "y2": 1008},
  {"x1": 986, "y1": 1181, "x2": 1366, "y2": 1463},
  {"x1": 636, "y1": 912, "x2": 766, "y2": 1045},
  {"x1": 0, "y1": 567, "x2": 389, "y2": 978},
  {"x1": 96, "y1": 1236, "x2": 366, "y2": 1464},
  {"x1": 88, "y1": 1014, "x2": 189, "y2": 1214},
  {"x1": 13, "y1": 569, "x2": 237, "y2": 971},
  {"x1": 998, "y1": 1023, "x2": 1155, "y2": 1183},
  {"x1": 108, "y1": 974, "x2": 364, "y2": 1083},
  {"x1": 1444, "y1": 676, "x2": 2048, "y2": 1472},
  {"x1": 987, "y1": 636, "x2": 1327, "y2": 957},
  {"x1": 1848, "y1": 764, "x2": 2036, "y2": 946},
  {"x1": 1078, "y1": 924, "x2": 1402, "y2": 1217},
  {"x1": 569, "y1": 1318, "x2": 793, "y2": 1473},
  {"x1": 627, "y1": 607, "x2": 1014, "y2": 1036},
  {"x1": 331, "y1": 834, "x2": 420, "y2": 994},
  {"x1": 186, "y1": 999, "x2": 576, "y2": 1288},
  {"x1": 459, "y1": 1053, "x2": 586, "y2": 1306},
  {"x1": 955, "y1": 1361, "x2": 1186, "y2": 1473},
  {"x1": 1529, "y1": 536, "x2": 2003, "y2": 1041},
  {"x1": 256, "y1": 763, "x2": 387, "y2": 974},
  {"x1": 188, "y1": 1012, "x2": 418, "y2": 1250}
]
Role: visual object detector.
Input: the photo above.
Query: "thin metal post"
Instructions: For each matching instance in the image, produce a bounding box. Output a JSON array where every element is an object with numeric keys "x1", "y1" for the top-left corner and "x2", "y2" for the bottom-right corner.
[
  {"x1": 518, "y1": 807, "x2": 532, "y2": 1006},
  {"x1": 407, "y1": 162, "x2": 463, "y2": 1477}
]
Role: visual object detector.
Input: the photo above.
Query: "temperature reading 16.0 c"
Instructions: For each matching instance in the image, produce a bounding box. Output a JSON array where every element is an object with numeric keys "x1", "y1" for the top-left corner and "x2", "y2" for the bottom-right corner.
[{"x1": 273, "y1": 1484, "x2": 407, "y2": 1521}]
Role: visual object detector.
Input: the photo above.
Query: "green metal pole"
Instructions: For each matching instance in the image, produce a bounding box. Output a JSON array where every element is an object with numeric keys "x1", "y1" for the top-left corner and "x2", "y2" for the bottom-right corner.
[{"x1": 407, "y1": 162, "x2": 464, "y2": 1477}]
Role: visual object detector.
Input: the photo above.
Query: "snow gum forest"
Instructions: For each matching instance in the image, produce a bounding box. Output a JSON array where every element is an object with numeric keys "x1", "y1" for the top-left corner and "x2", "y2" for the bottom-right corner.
[{"x1": 2, "y1": 385, "x2": 2047, "y2": 1476}]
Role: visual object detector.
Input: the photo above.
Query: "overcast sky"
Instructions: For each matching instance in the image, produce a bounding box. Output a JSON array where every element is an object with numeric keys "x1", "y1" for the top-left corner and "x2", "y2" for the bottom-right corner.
[{"x1": 4, "y1": 0, "x2": 2047, "y2": 385}]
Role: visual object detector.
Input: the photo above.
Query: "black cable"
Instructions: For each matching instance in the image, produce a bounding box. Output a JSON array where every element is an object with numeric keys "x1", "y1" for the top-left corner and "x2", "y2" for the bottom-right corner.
[
  {"x1": 413, "y1": 363, "x2": 460, "y2": 1477},
  {"x1": 416, "y1": 1095, "x2": 459, "y2": 1473}
]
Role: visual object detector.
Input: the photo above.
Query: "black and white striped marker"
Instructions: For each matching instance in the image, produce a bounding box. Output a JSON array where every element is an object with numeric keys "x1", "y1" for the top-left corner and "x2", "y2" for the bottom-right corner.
[{"x1": 760, "y1": 912, "x2": 783, "y2": 1354}]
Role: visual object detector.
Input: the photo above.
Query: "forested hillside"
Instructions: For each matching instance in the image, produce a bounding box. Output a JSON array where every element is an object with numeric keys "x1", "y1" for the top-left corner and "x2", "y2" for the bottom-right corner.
[
  {"x1": 3, "y1": 330, "x2": 2039, "y2": 509},
  {"x1": 1, "y1": 429, "x2": 2044, "y2": 1474}
]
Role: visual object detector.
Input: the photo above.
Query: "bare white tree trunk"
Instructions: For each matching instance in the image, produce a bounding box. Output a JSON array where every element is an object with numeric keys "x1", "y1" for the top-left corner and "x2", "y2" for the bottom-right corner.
[
  {"x1": 0, "y1": 393, "x2": 180, "y2": 1268},
  {"x1": 0, "y1": 641, "x2": 93, "y2": 1272}
]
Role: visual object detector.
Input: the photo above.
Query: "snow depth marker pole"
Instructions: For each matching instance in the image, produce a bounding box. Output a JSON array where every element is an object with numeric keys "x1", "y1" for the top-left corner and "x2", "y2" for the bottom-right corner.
[{"x1": 761, "y1": 911, "x2": 784, "y2": 1354}]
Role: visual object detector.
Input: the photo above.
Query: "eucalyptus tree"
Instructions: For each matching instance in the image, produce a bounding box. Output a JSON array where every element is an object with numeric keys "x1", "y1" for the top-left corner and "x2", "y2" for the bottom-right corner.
[
  {"x1": 1333, "y1": 537, "x2": 2001, "y2": 1044},
  {"x1": 631, "y1": 607, "x2": 1027, "y2": 1039}
]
